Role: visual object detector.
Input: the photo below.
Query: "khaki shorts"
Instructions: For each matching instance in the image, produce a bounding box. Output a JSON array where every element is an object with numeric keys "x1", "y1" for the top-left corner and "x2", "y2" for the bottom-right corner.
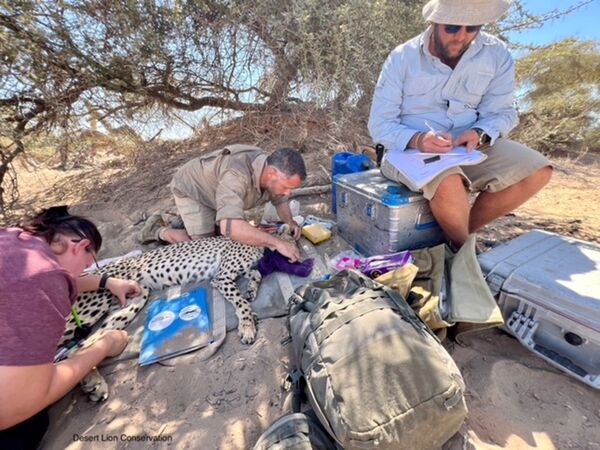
[
  {"x1": 381, "y1": 138, "x2": 551, "y2": 200},
  {"x1": 171, "y1": 191, "x2": 217, "y2": 236}
]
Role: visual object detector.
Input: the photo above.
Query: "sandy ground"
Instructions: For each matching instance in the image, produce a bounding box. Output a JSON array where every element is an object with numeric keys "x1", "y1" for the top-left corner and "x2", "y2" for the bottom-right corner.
[{"x1": 7, "y1": 145, "x2": 600, "y2": 450}]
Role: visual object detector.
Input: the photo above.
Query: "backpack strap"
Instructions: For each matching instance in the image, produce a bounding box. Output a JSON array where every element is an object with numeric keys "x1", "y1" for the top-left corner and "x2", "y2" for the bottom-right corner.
[
  {"x1": 379, "y1": 282, "x2": 436, "y2": 338},
  {"x1": 313, "y1": 295, "x2": 400, "y2": 346},
  {"x1": 307, "y1": 279, "x2": 433, "y2": 346},
  {"x1": 289, "y1": 368, "x2": 306, "y2": 413},
  {"x1": 308, "y1": 289, "x2": 385, "y2": 331}
]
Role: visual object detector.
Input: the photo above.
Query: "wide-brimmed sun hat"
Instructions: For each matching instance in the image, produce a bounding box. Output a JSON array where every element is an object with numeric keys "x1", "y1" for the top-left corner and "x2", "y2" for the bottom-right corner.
[{"x1": 422, "y1": 0, "x2": 512, "y2": 26}]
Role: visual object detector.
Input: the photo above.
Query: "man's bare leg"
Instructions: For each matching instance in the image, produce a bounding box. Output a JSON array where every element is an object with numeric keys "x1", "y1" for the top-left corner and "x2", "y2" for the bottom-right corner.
[
  {"x1": 159, "y1": 228, "x2": 214, "y2": 244},
  {"x1": 469, "y1": 166, "x2": 552, "y2": 233},
  {"x1": 429, "y1": 173, "x2": 471, "y2": 248},
  {"x1": 159, "y1": 228, "x2": 191, "y2": 244}
]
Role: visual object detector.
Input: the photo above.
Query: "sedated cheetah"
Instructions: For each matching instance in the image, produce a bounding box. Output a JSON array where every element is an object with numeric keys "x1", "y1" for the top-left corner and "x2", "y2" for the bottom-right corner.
[{"x1": 62, "y1": 231, "x2": 290, "y2": 401}]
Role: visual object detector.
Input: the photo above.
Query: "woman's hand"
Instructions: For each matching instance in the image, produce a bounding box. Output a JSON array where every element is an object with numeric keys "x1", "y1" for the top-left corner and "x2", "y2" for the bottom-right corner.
[
  {"x1": 105, "y1": 278, "x2": 142, "y2": 307},
  {"x1": 99, "y1": 330, "x2": 130, "y2": 357}
]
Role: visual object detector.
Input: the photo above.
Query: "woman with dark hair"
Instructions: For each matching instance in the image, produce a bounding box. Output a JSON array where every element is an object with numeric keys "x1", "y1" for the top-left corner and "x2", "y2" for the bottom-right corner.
[{"x1": 0, "y1": 206, "x2": 141, "y2": 449}]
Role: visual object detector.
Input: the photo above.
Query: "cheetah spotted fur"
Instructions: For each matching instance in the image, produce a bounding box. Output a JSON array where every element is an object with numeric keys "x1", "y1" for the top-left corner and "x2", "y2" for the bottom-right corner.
[{"x1": 62, "y1": 235, "x2": 275, "y2": 401}]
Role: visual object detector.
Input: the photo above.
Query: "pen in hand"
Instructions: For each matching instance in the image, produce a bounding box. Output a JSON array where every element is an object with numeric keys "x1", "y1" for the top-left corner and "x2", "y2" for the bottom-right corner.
[
  {"x1": 425, "y1": 121, "x2": 440, "y2": 137},
  {"x1": 423, "y1": 121, "x2": 452, "y2": 153}
]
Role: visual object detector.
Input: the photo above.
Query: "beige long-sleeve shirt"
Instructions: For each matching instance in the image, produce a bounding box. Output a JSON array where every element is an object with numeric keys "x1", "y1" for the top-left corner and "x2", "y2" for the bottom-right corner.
[{"x1": 170, "y1": 144, "x2": 286, "y2": 222}]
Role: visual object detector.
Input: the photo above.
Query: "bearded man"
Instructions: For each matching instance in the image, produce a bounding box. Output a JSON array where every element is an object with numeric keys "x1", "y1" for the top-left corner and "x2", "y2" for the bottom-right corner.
[{"x1": 368, "y1": 0, "x2": 552, "y2": 249}]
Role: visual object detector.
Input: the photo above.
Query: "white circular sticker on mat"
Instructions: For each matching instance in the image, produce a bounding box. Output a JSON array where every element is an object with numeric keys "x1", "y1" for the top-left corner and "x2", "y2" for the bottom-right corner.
[
  {"x1": 179, "y1": 305, "x2": 201, "y2": 321},
  {"x1": 148, "y1": 311, "x2": 176, "y2": 331}
]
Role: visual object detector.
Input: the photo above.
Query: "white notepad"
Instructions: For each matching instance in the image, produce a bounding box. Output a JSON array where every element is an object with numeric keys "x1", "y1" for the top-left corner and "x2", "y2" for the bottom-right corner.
[{"x1": 384, "y1": 146, "x2": 487, "y2": 191}]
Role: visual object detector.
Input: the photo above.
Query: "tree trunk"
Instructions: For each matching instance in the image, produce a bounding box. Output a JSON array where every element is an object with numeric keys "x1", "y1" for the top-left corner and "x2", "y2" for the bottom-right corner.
[{"x1": 0, "y1": 139, "x2": 24, "y2": 217}]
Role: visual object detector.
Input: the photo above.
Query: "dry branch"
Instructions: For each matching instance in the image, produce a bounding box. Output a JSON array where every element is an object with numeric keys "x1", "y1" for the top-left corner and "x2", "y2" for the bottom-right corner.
[{"x1": 291, "y1": 184, "x2": 331, "y2": 198}]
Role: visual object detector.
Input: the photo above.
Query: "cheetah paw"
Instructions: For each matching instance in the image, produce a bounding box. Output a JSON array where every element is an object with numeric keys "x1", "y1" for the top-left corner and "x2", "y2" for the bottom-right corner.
[
  {"x1": 244, "y1": 289, "x2": 258, "y2": 302},
  {"x1": 238, "y1": 316, "x2": 257, "y2": 345},
  {"x1": 81, "y1": 368, "x2": 109, "y2": 402}
]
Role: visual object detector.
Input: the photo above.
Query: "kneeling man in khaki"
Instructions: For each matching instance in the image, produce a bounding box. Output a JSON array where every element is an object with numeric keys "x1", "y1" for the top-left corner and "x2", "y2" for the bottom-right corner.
[{"x1": 154, "y1": 145, "x2": 306, "y2": 262}]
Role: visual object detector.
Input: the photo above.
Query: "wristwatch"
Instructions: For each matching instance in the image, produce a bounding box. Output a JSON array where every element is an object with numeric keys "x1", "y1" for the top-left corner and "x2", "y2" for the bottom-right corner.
[{"x1": 473, "y1": 128, "x2": 491, "y2": 147}]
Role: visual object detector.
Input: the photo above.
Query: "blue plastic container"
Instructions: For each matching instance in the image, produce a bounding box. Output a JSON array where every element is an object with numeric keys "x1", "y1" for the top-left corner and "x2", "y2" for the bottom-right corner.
[{"x1": 331, "y1": 152, "x2": 373, "y2": 213}]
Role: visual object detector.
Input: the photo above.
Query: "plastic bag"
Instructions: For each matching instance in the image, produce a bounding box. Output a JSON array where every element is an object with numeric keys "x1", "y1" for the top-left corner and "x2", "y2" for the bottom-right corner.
[
  {"x1": 328, "y1": 249, "x2": 413, "y2": 279},
  {"x1": 328, "y1": 250, "x2": 364, "y2": 272}
]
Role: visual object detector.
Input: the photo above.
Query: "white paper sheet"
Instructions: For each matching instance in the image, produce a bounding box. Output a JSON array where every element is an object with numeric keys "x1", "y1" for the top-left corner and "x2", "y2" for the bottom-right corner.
[{"x1": 384, "y1": 146, "x2": 487, "y2": 191}]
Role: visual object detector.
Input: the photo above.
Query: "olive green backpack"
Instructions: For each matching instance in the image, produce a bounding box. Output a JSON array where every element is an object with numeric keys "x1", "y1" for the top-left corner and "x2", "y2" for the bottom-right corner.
[
  {"x1": 253, "y1": 410, "x2": 337, "y2": 450},
  {"x1": 286, "y1": 269, "x2": 468, "y2": 450}
]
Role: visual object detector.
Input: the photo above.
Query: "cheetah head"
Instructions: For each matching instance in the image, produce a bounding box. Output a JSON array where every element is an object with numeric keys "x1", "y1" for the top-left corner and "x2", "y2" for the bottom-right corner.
[{"x1": 276, "y1": 223, "x2": 297, "y2": 242}]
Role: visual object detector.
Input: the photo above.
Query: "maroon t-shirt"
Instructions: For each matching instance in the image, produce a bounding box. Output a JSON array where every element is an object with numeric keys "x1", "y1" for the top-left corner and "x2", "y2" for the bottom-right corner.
[{"x1": 0, "y1": 228, "x2": 78, "y2": 365}]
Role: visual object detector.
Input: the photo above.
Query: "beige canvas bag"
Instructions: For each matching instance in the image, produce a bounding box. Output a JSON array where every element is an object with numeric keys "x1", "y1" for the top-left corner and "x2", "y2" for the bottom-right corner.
[{"x1": 379, "y1": 234, "x2": 504, "y2": 334}]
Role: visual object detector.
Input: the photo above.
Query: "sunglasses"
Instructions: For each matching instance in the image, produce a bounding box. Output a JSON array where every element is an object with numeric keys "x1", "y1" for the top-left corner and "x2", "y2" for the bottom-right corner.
[{"x1": 443, "y1": 24, "x2": 482, "y2": 34}]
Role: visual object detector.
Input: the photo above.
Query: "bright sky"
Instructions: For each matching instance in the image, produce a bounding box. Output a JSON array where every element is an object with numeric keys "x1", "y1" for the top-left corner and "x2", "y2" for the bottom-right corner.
[{"x1": 508, "y1": 0, "x2": 600, "y2": 45}]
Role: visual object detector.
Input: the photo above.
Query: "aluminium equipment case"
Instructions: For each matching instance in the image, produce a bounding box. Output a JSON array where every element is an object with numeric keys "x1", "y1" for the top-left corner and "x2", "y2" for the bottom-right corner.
[
  {"x1": 478, "y1": 230, "x2": 600, "y2": 389},
  {"x1": 334, "y1": 169, "x2": 445, "y2": 256}
]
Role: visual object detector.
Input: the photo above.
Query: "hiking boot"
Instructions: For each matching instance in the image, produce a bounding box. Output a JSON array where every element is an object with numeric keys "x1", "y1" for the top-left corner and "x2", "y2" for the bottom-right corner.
[{"x1": 140, "y1": 214, "x2": 165, "y2": 244}]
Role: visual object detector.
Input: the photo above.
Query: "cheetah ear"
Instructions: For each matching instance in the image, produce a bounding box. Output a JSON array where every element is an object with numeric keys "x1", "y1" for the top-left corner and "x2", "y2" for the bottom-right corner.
[{"x1": 278, "y1": 223, "x2": 291, "y2": 237}]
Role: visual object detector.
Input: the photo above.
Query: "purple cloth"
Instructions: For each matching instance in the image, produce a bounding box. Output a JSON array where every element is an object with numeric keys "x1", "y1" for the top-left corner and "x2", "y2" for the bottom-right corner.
[
  {"x1": 257, "y1": 249, "x2": 314, "y2": 277},
  {"x1": 0, "y1": 228, "x2": 77, "y2": 365}
]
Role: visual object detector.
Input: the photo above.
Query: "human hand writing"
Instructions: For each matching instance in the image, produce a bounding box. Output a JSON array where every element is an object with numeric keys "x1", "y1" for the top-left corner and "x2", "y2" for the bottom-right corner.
[{"x1": 419, "y1": 131, "x2": 453, "y2": 153}]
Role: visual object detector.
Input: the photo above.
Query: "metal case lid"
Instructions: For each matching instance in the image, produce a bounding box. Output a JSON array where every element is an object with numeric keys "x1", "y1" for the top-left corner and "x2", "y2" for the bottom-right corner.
[
  {"x1": 334, "y1": 169, "x2": 424, "y2": 205},
  {"x1": 479, "y1": 230, "x2": 600, "y2": 330}
]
